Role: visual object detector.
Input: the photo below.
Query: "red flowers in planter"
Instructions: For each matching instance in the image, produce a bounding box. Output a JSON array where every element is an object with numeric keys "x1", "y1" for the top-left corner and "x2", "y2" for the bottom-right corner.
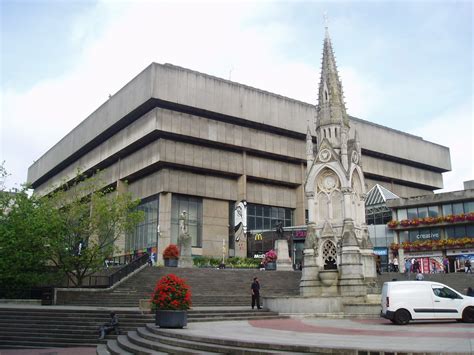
[
  {"x1": 263, "y1": 249, "x2": 277, "y2": 265},
  {"x1": 150, "y1": 273, "x2": 191, "y2": 310},
  {"x1": 163, "y1": 244, "x2": 179, "y2": 259}
]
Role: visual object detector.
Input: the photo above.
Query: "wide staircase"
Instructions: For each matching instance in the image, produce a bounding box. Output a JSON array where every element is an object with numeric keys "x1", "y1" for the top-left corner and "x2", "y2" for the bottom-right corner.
[
  {"x1": 56, "y1": 266, "x2": 301, "y2": 307},
  {"x1": 0, "y1": 267, "x2": 299, "y2": 350},
  {"x1": 2, "y1": 268, "x2": 472, "y2": 351},
  {"x1": 0, "y1": 306, "x2": 284, "y2": 350}
]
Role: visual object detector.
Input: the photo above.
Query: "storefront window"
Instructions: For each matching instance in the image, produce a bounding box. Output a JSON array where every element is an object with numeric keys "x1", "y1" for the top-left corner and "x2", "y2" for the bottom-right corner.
[
  {"x1": 126, "y1": 197, "x2": 159, "y2": 253},
  {"x1": 453, "y1": 203, "x2": 464, "y2": 215},
  {"x1": 399, "y1": 231, "x2": 409, "y2": 243},
  {"x1": 464, "y1": 201, "x2": 474, "y2": 213},
  {"x1": 247, "y1": 203, "x2": 293, "y2": 231},
  {"x1": 466, "y1": 225, "x2": 474, "y2": 237},
  {"x1": 445, "y1": 226, "x2": 455, "y2": 238},
  {"x1": 442, "y1": 204, "x2": 452, "y2": 216},
  {"x1": 171, "y1": 194, "x2": 202, "y2": 247},
  {"x1": 418, "y1": 207, "x2": 428, "y2": 219},
  {"x1": 407, "y1": 208, "x2": 418, "y2": 219},
  {"x1": 430, "y1": 228, "x2": 441, "y2": 240},
  {"x1": 428, "y1": 206, "x2": 439, "y2": 217},
  {"x1": 454, "y1": 226, "x2": 466, "y2": 238},
  {"x1": 397, "y1": 209, "x2": 407, "y2": 220},
  {"x1": 409, "y1": 230, "x2": 418, "y2": 242}
]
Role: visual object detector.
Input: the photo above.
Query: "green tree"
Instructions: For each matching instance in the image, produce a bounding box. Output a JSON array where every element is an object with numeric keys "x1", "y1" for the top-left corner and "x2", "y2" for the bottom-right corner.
[
  {"x1": 43, "y1": 173, "x2": 143, "y2": 287},
  {"x1": 0, "y1": 166, "x2": 143, "y2": 288},
  {"x1": 0, "y1": 163, "x2": 61, "y2": 289}
]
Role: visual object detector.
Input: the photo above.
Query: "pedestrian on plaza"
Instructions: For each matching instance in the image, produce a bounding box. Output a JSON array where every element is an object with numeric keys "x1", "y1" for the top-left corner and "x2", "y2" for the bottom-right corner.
[
  {"x1": 413, "y1": 259, "x2": 421, "y2": 273},
  {"x1": 464, "y1": 259, "x2": 472, "y2": 273},
  {"x1": 404, "y1": 259, "x2": 412, "y2": 279},
  {"x1": 393, "y1": 257, "x2": 399, "y2": 272},
  {"x1": 443, "y1": 257, "x2": 449, "y2": 273},
  {"x1": 251, "y1": 277, "x2": 262, "y2": 310},
  {"x1": 98, "y1": 312, "x2": 119, "y2": 340},
  {"x1": 376, "y1": 256, "x2": 382, "y2": 275}
]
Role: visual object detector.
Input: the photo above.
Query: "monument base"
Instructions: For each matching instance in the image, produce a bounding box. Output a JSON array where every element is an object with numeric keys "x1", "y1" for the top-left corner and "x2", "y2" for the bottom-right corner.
[{"x1": 178, "y1": 256, "x2": 193, "y2": 268}]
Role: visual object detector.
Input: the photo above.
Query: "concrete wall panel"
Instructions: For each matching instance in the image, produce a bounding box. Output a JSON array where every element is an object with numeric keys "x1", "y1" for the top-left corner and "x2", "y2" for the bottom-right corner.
[
  {"x1": 29, "y1": 65, "x2": 154, "y2": 184},
  {"x1": 247, "y1": 181, "x2": 297, "y2": 208},
  {"x1": 202, "y1": 199, "x2": 229, "y2": 256},
  {"x1": 363, "y1": 156, "x2": 443, "y2": 189}
]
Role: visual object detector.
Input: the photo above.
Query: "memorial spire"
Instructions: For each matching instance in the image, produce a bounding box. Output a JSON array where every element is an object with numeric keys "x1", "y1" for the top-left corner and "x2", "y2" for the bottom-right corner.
[{"x1": 317, "y1": 20, "x2": 349, "y2": 130}]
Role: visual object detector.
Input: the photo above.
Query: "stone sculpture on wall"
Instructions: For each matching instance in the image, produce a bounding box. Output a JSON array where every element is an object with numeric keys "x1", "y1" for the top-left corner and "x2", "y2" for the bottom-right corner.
[{"x1": 178, "y1": 210, "x2": 193, "y2": 268}]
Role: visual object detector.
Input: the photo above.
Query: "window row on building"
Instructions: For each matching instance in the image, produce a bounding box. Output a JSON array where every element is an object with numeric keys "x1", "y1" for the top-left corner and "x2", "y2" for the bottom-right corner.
[{"x1": 125, "y1": 194, "x2": 295, "y2": 255}]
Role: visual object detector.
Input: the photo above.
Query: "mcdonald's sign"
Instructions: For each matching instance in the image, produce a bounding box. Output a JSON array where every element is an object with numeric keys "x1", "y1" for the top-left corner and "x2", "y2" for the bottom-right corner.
[{"x1": 254, "y1": 233, "x2": 263, "y2": 241}]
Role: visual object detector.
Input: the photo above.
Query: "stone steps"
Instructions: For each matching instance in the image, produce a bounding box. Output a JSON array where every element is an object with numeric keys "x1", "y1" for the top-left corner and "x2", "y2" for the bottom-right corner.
[
  {"x1": 0, "y1": 307, "x2": 284, "y2": 349},
  {"x1": 100, "y1": 323, "x2": 302, "y2": 355},
  {"x1": 57, "y1": 267, "x2": 302, "y2": 307}
]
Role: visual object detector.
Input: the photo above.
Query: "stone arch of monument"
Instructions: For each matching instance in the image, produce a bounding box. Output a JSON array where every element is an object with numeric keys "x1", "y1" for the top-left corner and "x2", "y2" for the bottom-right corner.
[
  {"x1": 321, "y1": 240, "x2": 337, "y2": 270},
  {"x1": 311, "y1": 167, "x2": 345, "y2": 223},
  {"x1": 305, "y1": 163, "x2": 348, "y2": 193}
]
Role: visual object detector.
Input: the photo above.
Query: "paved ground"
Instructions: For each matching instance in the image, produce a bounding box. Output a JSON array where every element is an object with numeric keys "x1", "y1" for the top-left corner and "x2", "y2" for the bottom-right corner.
[
  {"x1": 1, "y1": 310, "x2": 473, "y2": 354},
  {"x1": 161, "y1": 316, "x2": 474, "y2": 354}
]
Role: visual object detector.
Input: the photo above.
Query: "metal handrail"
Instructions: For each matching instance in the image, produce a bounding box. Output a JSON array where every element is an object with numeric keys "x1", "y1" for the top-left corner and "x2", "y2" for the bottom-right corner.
[{"x1": 63, "y1": 253, "x2": 150, "y2": 288}]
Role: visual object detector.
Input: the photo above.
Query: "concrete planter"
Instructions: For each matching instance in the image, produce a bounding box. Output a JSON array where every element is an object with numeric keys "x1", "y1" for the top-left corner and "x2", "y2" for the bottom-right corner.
[
  {"x1": 319, "y1": 270, "x2": 338, "y2": 286},
  {"x1": 155, "y1": 310, "x2": 187, "y2": 328},
  {"x1": 164, "y1": 258, "x2": 178, "y2": 267},
  {"x1": 265, "y1": 262, "x2": 276, "y2": 270}
]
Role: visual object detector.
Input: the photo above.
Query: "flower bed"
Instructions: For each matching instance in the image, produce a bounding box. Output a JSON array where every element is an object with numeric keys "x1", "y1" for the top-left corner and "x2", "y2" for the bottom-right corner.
[
  {"x1": 390, "y1": 237, "x2": 474, "y2": 251},
  {"x1": 387, "y1": 212, "x2": 474, "y2": 228}
]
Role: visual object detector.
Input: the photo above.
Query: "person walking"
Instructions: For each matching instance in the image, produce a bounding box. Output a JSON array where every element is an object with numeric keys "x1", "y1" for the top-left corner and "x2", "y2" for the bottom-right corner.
[
  {"x1": 98, "y1": 312, "x2": 119, "y2": 340},
  {"x1": 443, "y1": 257, "x2": 449, "y2": 273},
  {"x1": 465, "y1": 259, "x2": 472, "y2": 274},
  {"x1": 393, "y1": 257, "x2": 399, "y2": 272},
  {"x1": 404, "y1": 259, "x2": 412, "y2": 279},
  {"x1": 413, "y1": 259, "x2": 421, "y2": 274},
  {"x1": 251, "y1": 277, "x2": 262, "y2": 310}
]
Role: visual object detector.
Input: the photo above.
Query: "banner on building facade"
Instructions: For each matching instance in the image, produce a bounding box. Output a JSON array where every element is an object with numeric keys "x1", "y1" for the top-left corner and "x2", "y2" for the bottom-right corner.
[{"x1": 234, "y1": 200, "x2": 247, "y2": 241}]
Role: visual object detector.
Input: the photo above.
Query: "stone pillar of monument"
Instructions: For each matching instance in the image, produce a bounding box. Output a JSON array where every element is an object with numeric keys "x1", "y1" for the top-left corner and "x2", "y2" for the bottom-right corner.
[
  {"x1": 338, "y1": 221, "x2": 366, "y2": 298},
  {"x1": 300, "y1": 223, "x2": 323, "y2": 296},
  {"x1": 275, "y1": 239, "x2": 292, "y2": 271}
]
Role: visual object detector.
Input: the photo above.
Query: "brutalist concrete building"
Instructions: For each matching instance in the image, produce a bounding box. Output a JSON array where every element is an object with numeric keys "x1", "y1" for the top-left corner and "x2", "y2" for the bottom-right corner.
[{"x1": 27, "y1": 63, "x2": 451, "y2": 262}]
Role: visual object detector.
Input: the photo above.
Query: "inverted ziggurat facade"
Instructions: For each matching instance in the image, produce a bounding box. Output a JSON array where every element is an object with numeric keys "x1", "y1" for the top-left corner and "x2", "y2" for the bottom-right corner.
[{"x1": 28, "y1": 28, "x2": 451, "y2": 263}]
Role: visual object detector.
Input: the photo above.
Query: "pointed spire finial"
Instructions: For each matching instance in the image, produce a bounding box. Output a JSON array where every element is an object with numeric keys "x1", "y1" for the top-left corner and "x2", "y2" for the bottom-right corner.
[{"x1": 323, "y1": 11, "x2": 329, "y2": 37}]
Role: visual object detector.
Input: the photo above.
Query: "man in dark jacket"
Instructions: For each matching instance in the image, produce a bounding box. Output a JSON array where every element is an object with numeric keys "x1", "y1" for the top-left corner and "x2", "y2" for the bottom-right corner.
[
  {"x1": 99, "y1": 312, "x2": 119, "y2": 339},
  {"x1": 251, "y1": 277, "x2": 262, "y2": 310}
]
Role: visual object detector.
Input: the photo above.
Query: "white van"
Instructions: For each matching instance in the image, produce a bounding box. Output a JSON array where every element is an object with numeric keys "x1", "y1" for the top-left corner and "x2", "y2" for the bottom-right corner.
[{"x1": 381, "y1": 281, "x2": 474, "y2": 325}]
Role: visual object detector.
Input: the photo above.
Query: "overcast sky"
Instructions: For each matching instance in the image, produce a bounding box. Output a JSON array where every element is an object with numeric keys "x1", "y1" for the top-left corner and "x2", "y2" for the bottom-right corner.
[{"x1": 1, "y1": 0, "x2": 472, "y2": 193}]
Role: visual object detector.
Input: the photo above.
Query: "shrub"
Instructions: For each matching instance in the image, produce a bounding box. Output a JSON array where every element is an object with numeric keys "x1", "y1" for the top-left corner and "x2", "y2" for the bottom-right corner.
[
  {"x1": 163, "y1": 244, "x2": 179, "y2": 259},
  {"x1": 150, "y1": 273, "x2": 191, "y2": 310}
]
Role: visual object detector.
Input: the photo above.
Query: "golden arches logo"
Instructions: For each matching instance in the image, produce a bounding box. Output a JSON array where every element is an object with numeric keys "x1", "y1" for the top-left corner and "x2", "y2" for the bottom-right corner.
[{"x1": 255, "y1": 233, "x2": 263, "y2": 241}]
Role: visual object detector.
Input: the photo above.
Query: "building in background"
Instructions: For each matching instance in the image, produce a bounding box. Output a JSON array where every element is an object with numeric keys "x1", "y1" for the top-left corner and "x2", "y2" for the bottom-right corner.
[
  {"x1": 386, "y1": 181, "x2": 474, "y2": 273},
  {"x1": 27, "y1": 56, "x2": 451, "y2": 262},
  {"x1": 365, "y1": 184, "x2": 399, "y2": 271}
]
